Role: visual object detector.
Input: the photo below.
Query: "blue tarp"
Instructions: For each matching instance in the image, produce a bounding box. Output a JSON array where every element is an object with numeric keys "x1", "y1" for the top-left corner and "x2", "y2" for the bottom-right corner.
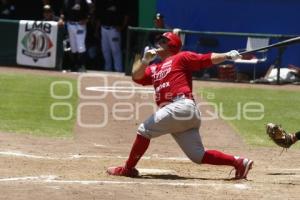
[{"x1": 157, "y1": 0, "x2": 300, "y2": 77}]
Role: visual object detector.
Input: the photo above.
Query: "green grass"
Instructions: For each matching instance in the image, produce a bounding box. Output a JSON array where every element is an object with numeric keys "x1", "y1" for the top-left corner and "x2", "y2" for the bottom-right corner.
[
  {"x1": 0, "y1": 73, "x2": 77, "y2": 138},
  {"x1": 199, "y1": 87, "x2": 300, "y2": 146}
]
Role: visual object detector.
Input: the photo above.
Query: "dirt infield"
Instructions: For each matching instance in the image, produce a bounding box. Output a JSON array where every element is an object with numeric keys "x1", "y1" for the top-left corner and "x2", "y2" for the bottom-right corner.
[{"x1": 0, "y1": 67, "x2": 300, "y2": 200}]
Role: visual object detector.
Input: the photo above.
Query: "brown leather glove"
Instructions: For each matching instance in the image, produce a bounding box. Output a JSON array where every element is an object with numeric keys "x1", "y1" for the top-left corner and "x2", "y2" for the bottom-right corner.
[{"x1": 266, "y1": 123, "x2": 296, "y2": 149}]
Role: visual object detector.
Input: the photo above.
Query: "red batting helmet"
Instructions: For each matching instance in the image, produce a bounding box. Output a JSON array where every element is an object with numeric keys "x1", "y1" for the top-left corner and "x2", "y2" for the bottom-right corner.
[{"x1": 161, "y1": 32, "x2": 182, "y2": 54}]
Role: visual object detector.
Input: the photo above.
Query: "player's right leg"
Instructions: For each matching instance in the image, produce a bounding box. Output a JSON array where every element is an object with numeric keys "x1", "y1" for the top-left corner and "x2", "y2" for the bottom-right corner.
[
  {"x1": 107, "y1": 133, "x2": 150, "y2": 177},
  {"x1": 107, "y1": 104, "x2": 175, "y2": 177}
]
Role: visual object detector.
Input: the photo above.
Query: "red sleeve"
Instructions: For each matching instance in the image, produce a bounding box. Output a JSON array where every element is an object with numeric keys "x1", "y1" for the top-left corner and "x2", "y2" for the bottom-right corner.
[
  {"x1": 180, "y1": 51, "x2": 213, "y2": 71},
  {"x1": 132, "y1": 66, "x2": 153, "y2": 86}
]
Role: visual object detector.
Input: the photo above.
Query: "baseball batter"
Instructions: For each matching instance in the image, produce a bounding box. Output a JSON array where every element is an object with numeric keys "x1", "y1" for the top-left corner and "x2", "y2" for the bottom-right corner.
[{"x1": 107, "y1": 32, "x2": 253, "y2": 179}]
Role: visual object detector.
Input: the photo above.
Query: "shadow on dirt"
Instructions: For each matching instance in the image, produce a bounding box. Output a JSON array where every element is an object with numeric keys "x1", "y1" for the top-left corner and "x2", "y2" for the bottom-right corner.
[
  {"x1": 267, "y1": 172, "x2": 297, "y2": 176},
  {"x1": 139, "y1": 174, "x2": 237, "y2": 181}
]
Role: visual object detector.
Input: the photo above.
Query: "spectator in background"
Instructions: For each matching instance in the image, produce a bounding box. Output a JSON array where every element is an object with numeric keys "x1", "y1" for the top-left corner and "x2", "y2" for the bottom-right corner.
[
  {"x1": 42, "y1": 0, "x2": 63, "y2": 17},
  {"x1": 146, "y1": 13, "x2": 166, "y2": 50},
  {"x1": 143, "y1": 13, "x2": 183, "y2": 65},
  {"x1": 95, "y1": 0, "x2": 129, "y2": 72},
  {"x1": 152, "y1": 12, "x2": 184, "y2": 43},
  {"x1": 62, "y1": 0, "x2": 89, "y2": 72},
  {"x1": 42, "y1": 4, "x2": 64, "y2": 26},
  {"x1": 85, "y1": 1, "x2": 102, "y2": 69},
  {"x1": 142, "y1": 13, "x2": 166, "y2": 65},
  {"x1": 0, "y1": 0, "x2": 16, "y2": 19},
  {"x1": 153, "y1": 12, "x2": 165, "y2": 29}
]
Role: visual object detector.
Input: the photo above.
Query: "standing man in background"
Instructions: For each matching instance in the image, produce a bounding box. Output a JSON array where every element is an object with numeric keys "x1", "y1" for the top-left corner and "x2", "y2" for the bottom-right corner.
[
  {"x1": 42, "y1": 0, "x2": 63, "y2": 17},
  {"x1": 95, "y1": 0, "x2": 129, "y2": 72},
  {"x1": 62, "y1": 0, "x2": 89, "y2": 72},
  {"x1": 42, "y1": 4, "x2": 64, "y2": 25}
]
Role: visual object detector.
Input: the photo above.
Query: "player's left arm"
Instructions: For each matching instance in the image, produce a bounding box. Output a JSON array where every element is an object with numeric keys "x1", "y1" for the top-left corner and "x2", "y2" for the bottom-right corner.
[{"x1": 182, "y1": 50, "x2": 241, "y2": 71}]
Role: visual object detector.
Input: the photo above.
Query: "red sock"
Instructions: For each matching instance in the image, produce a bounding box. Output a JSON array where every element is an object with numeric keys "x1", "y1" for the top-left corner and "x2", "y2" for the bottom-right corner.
[
  {"x1": 125, "y1": 134, "x2": 150, "y2": 169},
  {"x1": 201, "y1": 150, "x2": 237, "y2": 167}
]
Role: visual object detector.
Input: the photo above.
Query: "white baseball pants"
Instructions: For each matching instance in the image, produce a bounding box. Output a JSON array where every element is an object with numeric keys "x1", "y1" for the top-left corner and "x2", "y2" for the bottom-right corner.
[
  {"x1": 137, "y1": 98, "x2": 205, "y2": 164},
  {"x1": 101, "y1": 26, "x2": 123, "y2": 72},
  {"x1": 67, "y1": 22, "x2": 86, "y2": 53}
]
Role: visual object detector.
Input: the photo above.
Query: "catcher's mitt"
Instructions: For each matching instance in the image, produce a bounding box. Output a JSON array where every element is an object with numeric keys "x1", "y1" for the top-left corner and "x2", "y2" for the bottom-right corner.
[{"x1": 266, "y1": 123, "x2": 295, "y2": 149}]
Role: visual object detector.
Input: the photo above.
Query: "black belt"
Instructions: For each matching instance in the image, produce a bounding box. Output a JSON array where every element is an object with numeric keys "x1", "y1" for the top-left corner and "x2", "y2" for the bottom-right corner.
[
  {"x1": 68, "y1": 21, "x2": 79, "y2": 25},
  {"x1": 102, "y1": 25, "x2": 113, "y2": 29}
]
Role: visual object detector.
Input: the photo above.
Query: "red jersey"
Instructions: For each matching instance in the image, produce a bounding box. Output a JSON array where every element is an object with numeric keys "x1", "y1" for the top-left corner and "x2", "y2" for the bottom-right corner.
[{"x1": 134, "y1": 51, "x2": 213, "y2": 106}]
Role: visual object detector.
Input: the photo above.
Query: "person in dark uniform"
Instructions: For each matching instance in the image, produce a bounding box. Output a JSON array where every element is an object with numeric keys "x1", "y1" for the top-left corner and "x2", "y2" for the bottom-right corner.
[
  {"x1": 95, "y1": 0, "x2": 129, "y2": 72},
  {"x1": 42, "y1": 4, "x2": 62, "y2": 23},
  {"x1": 42, "y1": 0, "x2": 64, "y2": 17},
  {"x1": 62, "y1": 0, "x2": 89, "y2": 72}
]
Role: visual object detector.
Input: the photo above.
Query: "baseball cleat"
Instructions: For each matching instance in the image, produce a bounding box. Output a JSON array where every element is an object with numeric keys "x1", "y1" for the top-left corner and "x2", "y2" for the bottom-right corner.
[
  {"x1": 106, "y1": 166, "x2": 139, "y2": 177},
  {"x1": 235, "y1": 158, "x2": 254, "y2": 179}
]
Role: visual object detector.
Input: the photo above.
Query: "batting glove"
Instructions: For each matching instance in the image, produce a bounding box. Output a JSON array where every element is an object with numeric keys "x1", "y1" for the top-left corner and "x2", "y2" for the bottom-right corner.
[
  {"x1": 142, "y1": 49, "x2": 157, "y2": 65},
  {"x1": 225, "y1": 50, "x2": 242, "y2": 61}
]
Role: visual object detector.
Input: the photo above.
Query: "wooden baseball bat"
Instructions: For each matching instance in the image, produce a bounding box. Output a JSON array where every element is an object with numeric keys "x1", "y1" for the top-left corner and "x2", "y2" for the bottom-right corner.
[{"x1": 240, "y1": 36, "x2": 300, "y2": 55}]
